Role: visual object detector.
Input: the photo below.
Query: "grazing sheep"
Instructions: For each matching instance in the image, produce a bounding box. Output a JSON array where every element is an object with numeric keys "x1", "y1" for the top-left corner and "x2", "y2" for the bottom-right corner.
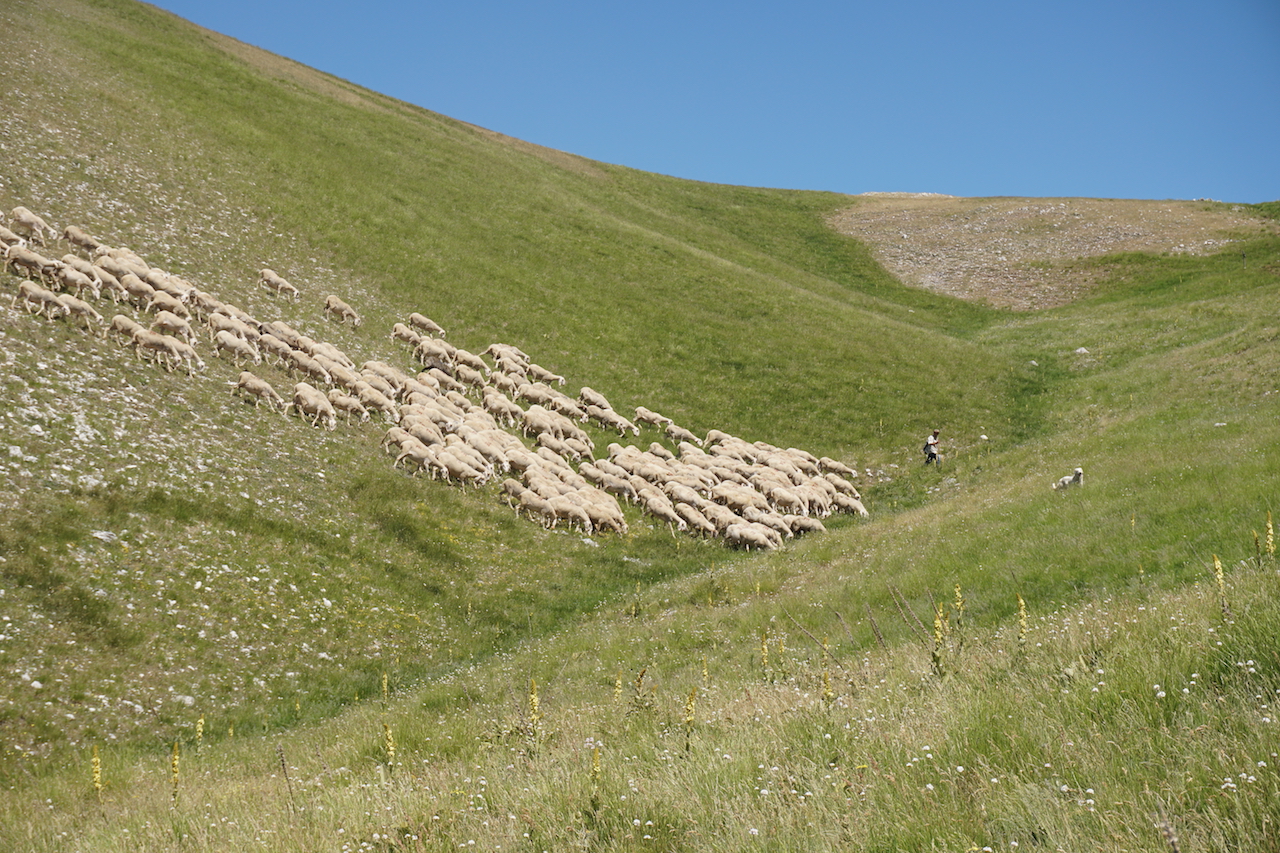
[
  {"x1": 586, "y1": 404, "x2": 639, "y2": 436},
  {"x1": 13, "y1": 280, "x2": 67, "y2": 318},
  {"x1": 55, "y1": 293, "x2": 103, "y2": 332},
  {"x1": 664, "y1": 422, "x2": 703, "y2": 446},
  {"x1": 818, "y1": 457, "x2": 857, "y2": 477},
  {"x1": 408, "y1": 312, "x2": 445, "y2": 336},
  {"x1": 53, "y1": 267, "x2": 98, "y2": 300},
  {"x1": 256, "y1": 333, "x2": 294, "y2": 365},
  {"x1": 724, "y1": 523, "x2": 778, "y2": 552},
  {"x1": 145, "y1": 290, "x2": 188, "y2": 318},
  {"x1": 213, "y1": 329, "x2": 262, "y2": 365},
  {"x1": 324, "y1": 294, "x2": 362, "y2": 326},
  {"x1": 578, "y1": 386, "x2": 613, "y2": 411},
  {"x1": 391, "y1": 322, "x2": 423, "y2": 347},
  {"x1": 832, "y1": 492, "x2": 870, "y2": 517},
  {"x1": 634, "y1": 406, "x2": 674, "y2": 428},
  {"x1": 106, "y1": 313, "x2": 144, "y2": 344},
  {"x1": 354, "y1": 381, "x2": 400, "y2": 423},
  {"x1": 117, "y1": 273, "x2": 155, "y2": 307},
  {"x1": 285, "y1": 349, "x2": 331, "y2": 385},
  {"x1": 675, "y1": 502, "x2": 716, "y2": 538},
  {"x1": 130, "y1": 329, "x2": 177, "y2": 369},
  {"x1": 1053, "y1": 467, "x2": 1084, "y2": 490},
  {"x1": 265, "y1": 320, "x2": 303, "y2": 348},
  {"x1": 0, "y1": 224, "x2": 25, "y2": 246},
  {"x1": 259, "y1": 268, "x2": 299, "y2": 299},
  {"x1": 63, "y1": 225, "x2": 103, "y2": 255},
  {"x1": 233, "y1": 371, "x2": 286, "y2": 411},
  {"x1": 8, "y1": 207, "x2": 57, "y2": 246},
  {"x1": 327, "y1": 388, "x2": 370, "y2": 422},
  {"x1": 5, "y1": 244, "x2": 60, "y2": 281},
  {"x1": 151, "y1": 309, "x2": 196, "y2": 343},
  {"x1": 287, "y1": 382, "x2": 337, "y2": 430},
  {"x1": 526, "y1": 362, "x2": 566, "y2": 386},
  {"x1": 158, "y1": 337, "x2": 206, "y2": 375}
]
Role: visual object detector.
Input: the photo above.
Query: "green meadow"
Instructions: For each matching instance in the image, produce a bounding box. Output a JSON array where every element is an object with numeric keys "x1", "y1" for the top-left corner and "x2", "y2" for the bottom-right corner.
[{"x1": 1, "y1": 1, "x2": 1277, "y2": 850}]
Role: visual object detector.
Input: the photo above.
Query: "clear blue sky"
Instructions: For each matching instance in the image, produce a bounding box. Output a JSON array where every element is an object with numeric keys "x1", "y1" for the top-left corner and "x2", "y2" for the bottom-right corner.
[{"x1": 148, "y1": 0, "x2": 1280, "y2": 203}]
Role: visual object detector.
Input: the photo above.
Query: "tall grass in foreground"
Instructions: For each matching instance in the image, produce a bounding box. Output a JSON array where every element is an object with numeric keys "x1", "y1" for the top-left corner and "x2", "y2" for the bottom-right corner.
[{"x1": 6, "y1": 520, "x2": 1276, "y2": 852}]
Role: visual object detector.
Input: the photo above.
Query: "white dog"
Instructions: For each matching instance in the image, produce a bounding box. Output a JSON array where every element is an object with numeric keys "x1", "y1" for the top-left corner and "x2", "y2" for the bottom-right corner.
[{"x1": 1053, "y1": 467, "x2": 1084, "y2": 490}]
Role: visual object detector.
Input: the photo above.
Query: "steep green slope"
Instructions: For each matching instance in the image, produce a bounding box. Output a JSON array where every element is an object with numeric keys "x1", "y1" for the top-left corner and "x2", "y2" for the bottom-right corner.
[
  {"x1": 1, "y1": 2, "x2": 1278, "y2": 849},
  {"x1": 0, "y1": 0, "x2": 1015, "y2": 758}
]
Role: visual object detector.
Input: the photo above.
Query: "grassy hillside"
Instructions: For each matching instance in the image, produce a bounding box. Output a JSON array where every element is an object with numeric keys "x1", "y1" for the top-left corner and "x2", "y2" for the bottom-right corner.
[{"x1": 1, "y1": 1, "x2": 1278, "y2": 850}]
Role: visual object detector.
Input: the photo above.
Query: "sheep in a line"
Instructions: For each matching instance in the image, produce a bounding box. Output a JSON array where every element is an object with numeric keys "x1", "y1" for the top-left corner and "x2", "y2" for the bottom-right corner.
[
  {"x1": 586, "y1": 404, "x2": 639, "y2": 436},
  {"x1": 151, "y1": 309, "x2": 196, "y2": 343},
  {"x1": 55, "y1": 293, "x2": 103, "y2": 333},
  {"x1": 0, "y1": 224, "x2": 26, "y2": 247},
  {"x1": 1054, "y1": 467, "x2": 1084, "y2": 490},
  {"x1": 481, "y1": 388, "x2": 524, "y2": 427},
  {"x1": 12, "y1": 279, "x2": 67, "y2": 318},
  {"x1": 634, "y1": 406, "x2": 674, "y2": 429},
  {"x1": 8, "y1": 207, "x2": 57, "y2": 246},
  {"x1": 159, "y1": 336, "x2": 205, "y2": 375},
  {"x1": 213, "y1": 329, "x2": 262, "y2": 365},
  {"x1": 106, "y1": 314, "x2": 144, "y2": 344},
  {"x1": 63, "y1": 225, "x2": 103, "y2": 255},
  {"x1": 128, "y1": 329, "x2": 176, "y2": 371},
  {"x1": 145, "y1": 290, "x2": 188, "y2": 318},
  {"x1": 578, "y1": 386, "x2": 613, "y2": 411},
  {"x1": 207, "y1": 311, "x2": 251, "y2": 343},
  {"x1": 118, "y1": 273, "x2": 155, "y2": 308},
  {"x1": 259, "y1": 268, "x2": 299, "y2": 300},
  {"x1": 391, "y1": 322, "x2": 423, "y2": 347},
  {"x1": 58, "y1": 256, "x2": 102, "y2": 296},
  {"x1": 353, "y1": 381, "x2": 400, "y2": 423},
  {"x1": 285, "y1": 349, "x2": 332, "y2": 386},
  {"x1": 323, "y1": 294, "x2": 362, "y2": 326},
  {"x1": 408, "y1": 312, "x2": 445, "y2": 337},
  {"x1": 724, "y1": 522, "x2": 780, "y2": 551},
  {"x1": 525, "y1": 362, "x2": 565, "y2": 386},
  {"x1": 232, "y1": 371, "x2": 287, "y2": 412},
  {"x1": 286, "y1": 382, "x2": 337, "y2": 430},
  {"x1": 664, "y1": 422, "x2": 702, "y2": 446},
  {"x1": 5, "y1": 244, "x2": 61, "y2": 282},
  {"x1": 327, "y1": 389, "x2": 370, "y2": 423}
]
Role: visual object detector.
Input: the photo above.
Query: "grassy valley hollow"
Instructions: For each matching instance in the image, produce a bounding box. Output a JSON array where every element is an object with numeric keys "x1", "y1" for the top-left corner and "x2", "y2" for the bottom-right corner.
[{"x1": 1, "y1": 1, "x2": 1278, "y2": 850}]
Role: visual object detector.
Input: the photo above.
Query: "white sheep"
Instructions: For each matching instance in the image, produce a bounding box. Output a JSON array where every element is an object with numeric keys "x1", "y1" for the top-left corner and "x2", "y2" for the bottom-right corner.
[
  {"x1": 1053, "y1": 467, "x2": 1084, "y2": 490},
  {"x1": 259, "y1": 268, "x2": 299, "y2": 299},
  {"x1": 408, "y1": 312, "x2": 446, "y2": 337},
  {"x1": 8, "y1": 207, "x2": 57, "y2": 246},
  {"x1": 213, "y1": 329, "x2": 262, "y2": 365},
  {"x1": 324, "y1": 294, "x2": 362, "y2": 326},
  {"x1": 233, "y1": 371, "x2": 286, "y2": 411}
]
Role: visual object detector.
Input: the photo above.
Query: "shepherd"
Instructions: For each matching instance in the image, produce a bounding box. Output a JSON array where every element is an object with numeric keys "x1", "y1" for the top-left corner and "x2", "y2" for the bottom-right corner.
[{"x1": 923, "y1": 429, "x2": 940, "y2": 465}]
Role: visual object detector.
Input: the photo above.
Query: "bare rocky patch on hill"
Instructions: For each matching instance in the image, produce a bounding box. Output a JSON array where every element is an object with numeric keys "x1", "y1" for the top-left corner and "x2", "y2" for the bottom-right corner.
[{"x1": 830, "y1": 194, "x2": 1275, "y2": 310}]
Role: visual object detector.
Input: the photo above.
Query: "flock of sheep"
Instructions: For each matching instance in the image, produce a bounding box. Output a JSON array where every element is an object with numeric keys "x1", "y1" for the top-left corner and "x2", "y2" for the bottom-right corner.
[{"x1": 2, "y1": 204, "x2": 868, "y2": 550}]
